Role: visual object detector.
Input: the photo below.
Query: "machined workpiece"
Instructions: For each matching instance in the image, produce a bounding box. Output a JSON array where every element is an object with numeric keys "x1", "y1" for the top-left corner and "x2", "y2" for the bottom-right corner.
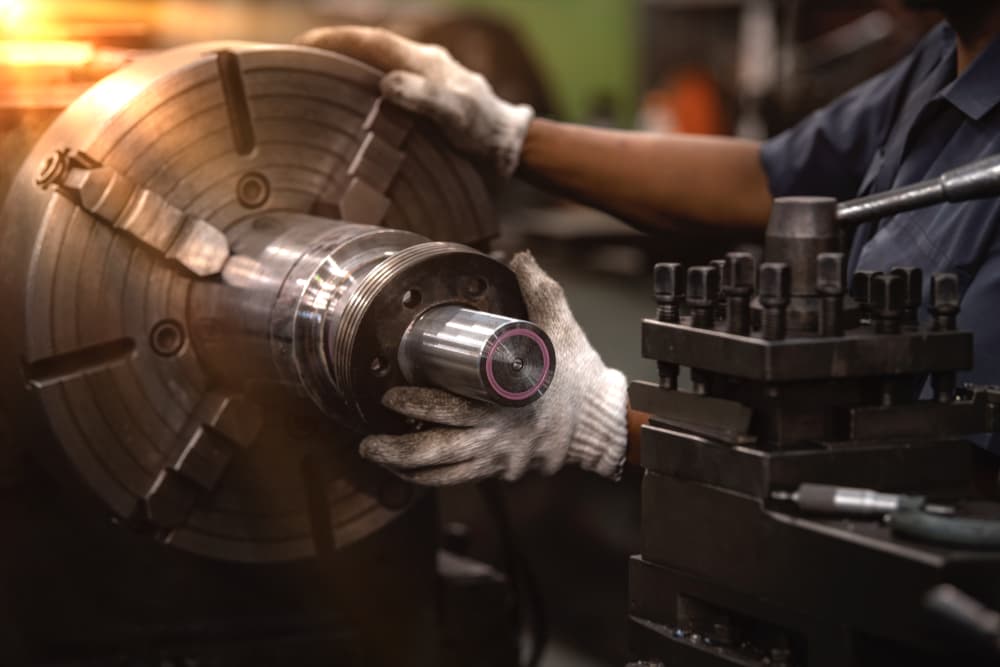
[{"x1": 399, "y1": 305, "x2": 555, "y2": 407}]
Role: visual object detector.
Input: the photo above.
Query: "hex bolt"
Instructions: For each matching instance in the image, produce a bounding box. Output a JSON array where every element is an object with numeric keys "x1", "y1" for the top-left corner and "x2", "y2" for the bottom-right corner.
[
  {"x1": 35, "y1": 149, "x2": 71, "y2": 189},
  {"x1": 725, "y1": 252, "x2": 754, "y2": 336},
  {"x1": 929, "y1": 272, "x2": 960, "y2": 331},
  {"x1": 891, "y1": 266, "x2": 923, "y2": 327},
  {"x1": 654, "y1": 262, "x2": 685, "y2": 389},
  {"x1": 686, "y1": 265, "x2": 719, "y2": 330},
  {"x1": 759, "y1": 262, "x2": 790, "y2": 341},
  {"x1": 686, "y1": 265, "x2": 719, "y2": 395},
  {"x1": 869, "y1": 273, "x2": 904, "y2": 334},
  {"x1": 654, "y1": 262, "x2": 685, "y2": 324},
  {"x1": 710, "y1": 259, "x2": 729, "y2": 321},
  {"x1": 816, "y1": 252, "x2": 845, "y2": 337},
  {"x1": 850, "y1": 270, "x2": 881, "y2": 321}
]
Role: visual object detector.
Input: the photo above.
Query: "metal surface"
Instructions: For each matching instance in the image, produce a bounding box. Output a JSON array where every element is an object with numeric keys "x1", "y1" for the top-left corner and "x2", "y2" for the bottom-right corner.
[
  {"x1": 399, "y1": 305, "x2": 555, "y2": 407},
  {"x1": 642, "y1": 322, "x2": 972, "y2": 382},
  {"x1": 836, "y1": 152, "x2": 1000, "y2": 226},
  {"x1": 762, "y1": 197, "x2": 842, "y2": 333},
  {"x1": 0, "y1": 42, "x2": 498, "y2": 564}
]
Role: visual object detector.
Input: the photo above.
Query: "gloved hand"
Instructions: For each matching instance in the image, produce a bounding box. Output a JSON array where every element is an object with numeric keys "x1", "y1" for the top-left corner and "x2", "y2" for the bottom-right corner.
[
  {"x1": 359, "y1": 251, "x2": 628, "y2": 486},
  {"x1": 295, "y1": 26, "x2": 534, "y2": 176}
]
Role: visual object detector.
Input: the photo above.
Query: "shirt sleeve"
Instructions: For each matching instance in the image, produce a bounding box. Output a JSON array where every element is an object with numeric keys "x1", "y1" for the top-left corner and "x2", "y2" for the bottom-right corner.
[{"x1": 760, "y1": 26, "x2": 945, "y2": 201}]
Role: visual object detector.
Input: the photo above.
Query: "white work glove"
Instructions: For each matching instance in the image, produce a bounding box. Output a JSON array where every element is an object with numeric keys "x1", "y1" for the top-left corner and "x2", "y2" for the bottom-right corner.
[
  {"x1": 360, "y1": 251, "x2": 628, "y2": 486},
  {"x1": 295, "y1": 26, "x2": 535, "y2": 176}
]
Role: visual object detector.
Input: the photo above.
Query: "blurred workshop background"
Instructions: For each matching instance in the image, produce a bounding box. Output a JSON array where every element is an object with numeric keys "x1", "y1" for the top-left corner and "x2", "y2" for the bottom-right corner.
[{"x1": 0, "y1": 1, "x2": 941, "y2": 664}]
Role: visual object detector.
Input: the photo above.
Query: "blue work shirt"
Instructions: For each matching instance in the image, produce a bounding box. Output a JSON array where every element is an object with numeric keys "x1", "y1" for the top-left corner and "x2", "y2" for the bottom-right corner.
[{"x1": 761, "y1": 22, "x2": 1000, "y2": 452}]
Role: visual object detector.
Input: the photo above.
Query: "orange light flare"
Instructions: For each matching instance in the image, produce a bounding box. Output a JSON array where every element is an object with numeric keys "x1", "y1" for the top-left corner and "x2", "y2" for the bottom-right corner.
[
  {"x1": 0, "y1": 0, "x2": 154, "y2": 38},
  {"x1": 0, "y1": 40, "x2": 96, "y2": 68},
  {"x1": 0, "y1": 0, "x2": 25, "y2": 33},
  {"x1": 0, "y1": 0, "x2": 93, "y2": 69},
  {"x1": 0, "y1": 0, "x2": 152, "y2": 67}
]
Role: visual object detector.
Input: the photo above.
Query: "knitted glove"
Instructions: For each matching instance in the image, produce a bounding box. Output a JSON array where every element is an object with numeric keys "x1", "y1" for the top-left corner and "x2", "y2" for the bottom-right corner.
[
  {"x1": 296, "y1": 26, "x2": 534, "y2": 176},
  {"x1": 359, "y1": 251, "x2": 628, "y2": 486}
]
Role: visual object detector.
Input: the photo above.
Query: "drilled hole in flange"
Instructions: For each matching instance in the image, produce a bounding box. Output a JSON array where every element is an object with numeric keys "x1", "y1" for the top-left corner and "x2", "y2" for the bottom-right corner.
[
  {"x1": 463, "y1": 276, "x2": 488, "y2": 298},
  {"x1": 401, "y1": 289, "x2": 422, "y2": 308},
  {"x1": 150, "y1": 320, "x2": 185, "y2": 357},
  {"x1": 237, "y1": 172, "x2": 270, "y2": 209},
  {"x1": 370, "y1": 356, "x2": 391, "y2": 377}
]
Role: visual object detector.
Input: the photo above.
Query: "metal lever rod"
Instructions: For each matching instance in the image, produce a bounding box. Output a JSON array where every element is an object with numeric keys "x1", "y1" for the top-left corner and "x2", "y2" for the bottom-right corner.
[{"x1": 836, "y1": 153, "x2": 1000, "y2": 226}]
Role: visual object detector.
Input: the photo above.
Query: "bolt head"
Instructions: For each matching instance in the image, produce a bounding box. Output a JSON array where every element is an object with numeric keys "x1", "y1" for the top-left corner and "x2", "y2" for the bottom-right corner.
[
  {"x1": 654, "y1": 262, "x2": 685, "y2": 298},
  {"x1": 35, "y1": 149, "x2": 70, "y2": 188},
  {"x1": 758, "y1": 263, "x2": 790, "y2": 304},
  {"x1": 726, "y1": 252, "x2": 755, "y2": 291},
  {"x1": 710, "y1": 259, "x2": 729, "y2": 294},
  {"x1": 816, "y1": 253, "x2": 845, "y2": 295},
  {"x1": 849, "y1": 270, "x2": 881, "y2": 304},
  {"x1": 891, "y1": 266, "x2": 923, "y2": 308},
  {"x1": 930, "y1": 272, "x2": 960, "y2": 313},
  {"x1": 686, "y1": 265, "x2": 719, "y2": 306},
  {"x1": 870, "y1": 273, "x2": 904, "y2": 318}
]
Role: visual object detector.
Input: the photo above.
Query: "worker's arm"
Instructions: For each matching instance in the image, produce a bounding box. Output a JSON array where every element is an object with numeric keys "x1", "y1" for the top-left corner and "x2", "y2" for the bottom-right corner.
[
  {"x1": 520, "y1": 119, "x2": 772, "y2": 232},
  {"x1": 296, "y1": 26, "x2": 773, "y2": 234}
]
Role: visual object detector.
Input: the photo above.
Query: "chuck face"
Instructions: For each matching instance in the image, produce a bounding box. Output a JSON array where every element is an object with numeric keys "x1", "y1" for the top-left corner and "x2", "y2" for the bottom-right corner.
[{"x1": 0, "y1": 41, "x2": 552, "y2": 562}]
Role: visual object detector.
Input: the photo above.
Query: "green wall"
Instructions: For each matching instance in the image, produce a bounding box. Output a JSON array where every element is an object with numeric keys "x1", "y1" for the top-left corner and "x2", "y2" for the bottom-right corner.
[{"x1": 401, "y1": 0, "x2": 639, "y2": 125}]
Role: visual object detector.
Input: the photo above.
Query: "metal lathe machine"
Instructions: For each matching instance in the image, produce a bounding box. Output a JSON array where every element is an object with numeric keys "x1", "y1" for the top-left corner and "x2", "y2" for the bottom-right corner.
[{"x1": 5, "y1": 37, "x2": 1000, "y2": 667}]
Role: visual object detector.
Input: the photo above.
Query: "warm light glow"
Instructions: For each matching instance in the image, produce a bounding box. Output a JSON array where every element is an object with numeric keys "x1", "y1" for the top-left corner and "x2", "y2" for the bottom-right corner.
[
  {"x1": 0, "y1": 0, "x2": 26, "y2": 31},
  {"x1": 0, "y1": 40, "x2": 95, "y2": 67},
  {"x1": 87, "y1": 71, "x2": 145, "y2": 111}
]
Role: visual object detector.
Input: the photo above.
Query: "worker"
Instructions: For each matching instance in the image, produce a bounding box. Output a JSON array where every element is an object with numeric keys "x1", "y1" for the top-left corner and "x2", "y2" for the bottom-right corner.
[{"x1": 296, "y1": 1, "x2": 1000, "y2": 485}]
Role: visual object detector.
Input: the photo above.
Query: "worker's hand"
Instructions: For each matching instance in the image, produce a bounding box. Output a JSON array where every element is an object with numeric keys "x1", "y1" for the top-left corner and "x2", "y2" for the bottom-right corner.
[
  {"x1": 360, "y1": 251, "x2": 628, "y2": 486},
  {"x1": 295, "y1": 26, "x2": 534, "y2": 177}
]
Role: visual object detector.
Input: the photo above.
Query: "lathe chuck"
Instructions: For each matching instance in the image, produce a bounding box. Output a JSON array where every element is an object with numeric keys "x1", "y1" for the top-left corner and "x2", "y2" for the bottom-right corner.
[{"x1": 0, "y1": 42, "x2": 498, "y2": 563}]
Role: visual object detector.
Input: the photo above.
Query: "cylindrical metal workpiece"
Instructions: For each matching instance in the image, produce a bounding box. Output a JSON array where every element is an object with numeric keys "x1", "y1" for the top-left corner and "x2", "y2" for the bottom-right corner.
[
  {"x1": 763, "y1": 197, "x2": 839, "y2": 333},
  {"x1": 764, "y1": 197, "x2": 839, "y2": 297},
  {"x1": 399, "y1": 306, "x2": 555, "y2": 406}
]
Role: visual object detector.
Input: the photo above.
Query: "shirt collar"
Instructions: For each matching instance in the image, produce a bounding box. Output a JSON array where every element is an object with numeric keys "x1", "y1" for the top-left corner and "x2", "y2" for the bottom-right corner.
[{"x1": 940, "y1": 25, "x2": 1000, "y2": 121}]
